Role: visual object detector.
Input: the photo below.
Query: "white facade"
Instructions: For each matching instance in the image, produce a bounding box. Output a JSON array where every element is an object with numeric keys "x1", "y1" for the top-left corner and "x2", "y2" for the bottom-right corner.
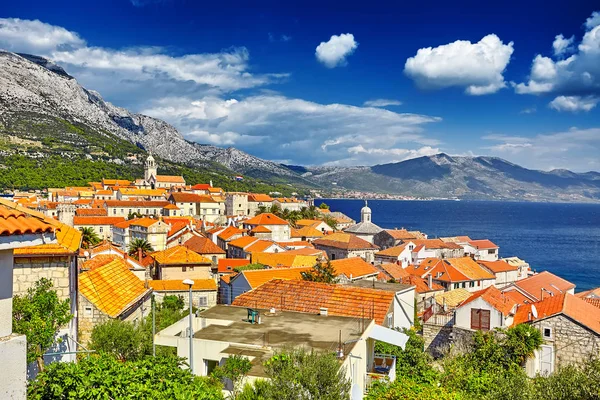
[
  {"x1": 226, "y1": 193, "x2": 248, "y2": 216},
  {"x1": 454, "y1": 297, "x2": 512, "y2": 331}
]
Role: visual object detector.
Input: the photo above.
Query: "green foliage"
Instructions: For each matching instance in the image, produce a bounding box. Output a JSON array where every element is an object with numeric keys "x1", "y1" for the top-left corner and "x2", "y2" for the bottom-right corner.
[
  {"x1": 212, "y1": 355, "x2": 252, "y2": 399},
  {"x1": 256, "y1": 204, "x2": 326, "y2": 227},
  {"x1": 12, "y1": 278, "x2": 72, "y2": 366},
  {"x1": 234, "y1": 263, "x2": 267, "y2": 273},
  {"x1": 375, "y1": 328, "x2": 439, "y2": 385},
  {"x1": 366, "y1": 376, "x2": 462, "y2": 400},
  {"x1": 27, "y1": 354, "x2": 223, "y2": 400},
  {"x1": 162, "y1": 295, "x2": 185, "y2": 311},
  {"x1": 318, "y1": 202, "x2": 330, "y2": 209},
  {"x1": 240, "y1": 349, "x2": 351, "y2": 400},
  {"x1": 89, "y1": 320, "x2": 146, "y2": 361},
  {"x1": 79, "y1": 227, "x2": 101, "y2": 249},
  {"x1": 128, "y1": 238, "x2": 154, "y2": 256},
  {"x1": 504, "y1": 323, "x2": 543, "y2": 366},
  {"x1": 301, "y1": 260, "x2": 337, "y2": 283}
]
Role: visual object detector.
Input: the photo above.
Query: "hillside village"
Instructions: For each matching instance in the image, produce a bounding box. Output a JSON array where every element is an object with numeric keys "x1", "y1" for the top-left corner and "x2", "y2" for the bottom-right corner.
[{"x1": 1, "y1": 154, "x2": 599, "y2": 399}]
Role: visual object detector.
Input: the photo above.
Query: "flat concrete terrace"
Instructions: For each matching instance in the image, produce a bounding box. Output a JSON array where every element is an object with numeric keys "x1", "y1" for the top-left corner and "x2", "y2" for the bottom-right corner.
[{"x1": 195, "y1": 305, "x2": 366, "y2": 353}]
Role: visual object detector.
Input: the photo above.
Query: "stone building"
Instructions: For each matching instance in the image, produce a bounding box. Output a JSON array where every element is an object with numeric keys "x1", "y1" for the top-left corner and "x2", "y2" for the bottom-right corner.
[
  {"x1": 148, "y1": 279, "x2": 217, "y2": 309},
  {"x1": 312, "y1": 232, "x2": 380, "y2": 263},
  {"x1": 343, "y1": 201, "x2": 383, "y2": 244},
  {"x1": 78, "y1": 259, "x2": 152, "y2": 344},
  {"x1": 513, "y1": 293, "x2": 600, "y2": 376}
]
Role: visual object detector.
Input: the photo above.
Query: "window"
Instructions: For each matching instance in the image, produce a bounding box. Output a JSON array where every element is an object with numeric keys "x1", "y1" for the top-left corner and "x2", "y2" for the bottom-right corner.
[
  {"x1": 387, "y1": 313, "x2": 393, "y2": 327},
  {"x1": 488, "y1": 249, "x2": 496, "y2": 254},
  {"x1": 470, "y1": 309, "x2": 491, "y2": 331},
  {"x1": 543, "y1": 327, "x2": 552, "y2": 339},
  {"x1": 462, "y1": 282, "x2": 466, "y2": 288},
  {"x1": 469, "y1": 281, "x2": 475, "y2": 288},
  {"x1": 84, "y1": 306, "x2": 93, "y2": 317},
  {"x1": 99, "y1": 227, "x2": 104, "y2": 233},
  {"x1": 198, "y1": 296, "x2": 208, "y2": 307}
]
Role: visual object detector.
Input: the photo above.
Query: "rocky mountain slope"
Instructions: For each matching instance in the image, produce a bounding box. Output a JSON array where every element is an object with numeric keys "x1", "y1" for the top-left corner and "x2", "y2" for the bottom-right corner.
[
  {"x1": 0, "y1": 50, "x2": 310, "y2": 185},
  {"x1": 302, "y1": 154, "x2": 600, "y2": 202}
]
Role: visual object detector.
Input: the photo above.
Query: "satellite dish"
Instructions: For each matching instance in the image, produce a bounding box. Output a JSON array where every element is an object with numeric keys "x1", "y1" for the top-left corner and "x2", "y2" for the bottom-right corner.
[
  {"x1": 531, "y1": 305, "x2": 538, "y2": 319},
  {"x1": 83, "y1": 251, "x2": 89, "y2": 258}
]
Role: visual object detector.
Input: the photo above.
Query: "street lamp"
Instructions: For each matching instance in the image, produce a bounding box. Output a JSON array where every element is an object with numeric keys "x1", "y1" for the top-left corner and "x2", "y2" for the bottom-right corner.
[{"x1": 183, "y1": 278, "x2": 195, "y2": 374}]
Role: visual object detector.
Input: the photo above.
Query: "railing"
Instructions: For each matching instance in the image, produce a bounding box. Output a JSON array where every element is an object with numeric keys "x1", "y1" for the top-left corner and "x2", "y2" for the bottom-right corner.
[
  {"x1": 365, "y1": 354, "x2": 397, "y2": 393},
  {"x1": 424, "y1": 313, "x2": 455, "y2": 327}
]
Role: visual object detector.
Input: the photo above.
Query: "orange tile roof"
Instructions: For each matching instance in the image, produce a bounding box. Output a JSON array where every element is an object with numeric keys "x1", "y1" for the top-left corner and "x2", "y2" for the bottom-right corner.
[
  {"x1": 148, "y1": 279, "x2": 216, "y2": 291},
  {"x1": 130, "y1": 217, "x2": 162, "y2": 228},
  {"x1": 478, "y1": 260, "x2": 517, "y2": 273},
  {"x1": 576, "y1": 287, "x2": 600, "y2": 299},
  {"x1": 468, "y1": 239, "x2": 499, "y2": 249},
  {"x1": 89, "y1": 242, "x2": 126, "y2": 257},
  {"x1": 155, "y1": 175, "x2": 185, "y2": 183},
  {"x1": 385, "y1": 229, "x2": 419, "y2": 240},
  {"x1": 584, "y1": 298, "x2": 600, "y2": 309},
  {"x1": 218, "y1": 258, "x2": 250, "y2": 273},
  {"x1": 95, "y1": 190, "x2": 114, "y2": 196},
  {"x1": 513, "y1": 293, "x2": 600, "y2": 334},
  {"x1": 237, "y1": 266, "x2": 312, "y2": 289},
  {"x1": 232, "y1": 279, "x2": 395, "y2": 325},
  {"x1": 244, "y1": 213, "x2": 289, "y2": 226},
  {"x1": 102, "y1": 179, "x2": 131, "y2": 186},
  {"x1": 503, "y1": 290, "x2": 530, "y2": 305},
  {"x1": 81, "y1": 254, "x2": 122, "y2": 271},
  {"x1": 221, "y1": 274, "x2": 233, "y2": 284},
  {"x1": 251, "y1": 252, "x2": 319, "y2": 268},
  {"x1": 411, "y1": 239, "x2": 456, "y2": 250},
  {"x1": 446, "y1": 257, "x2": 495, "y2": 281},
  {"x1": 103, "y1": 200, "x2": 170, "y2": 208},
  {"x1": 295, "y1": 219, "x2": 323, "y2": 227},
  {"x1": 152, "y1": 245, "x2": 212, "y2": 265},
  {"x1": 459, "y1": 286, "x2": 517, "y2": 316},
  {"x1": 191, "y1": 184, "x2": 211, "y2": 190},
  {"x1": 228, "y1": 236, "x2": 259, "y2": 249},
  {"x1": 163, "y1": 204, "x2": 179, "y2": 210},
  {"x1": 513, "y1": 271, "x2": 575, "y2": 301},
  {"x1": 378, "y1": 263, "x2": 410, "y2": 281},
  {"x1": 330, "y1": 257, "x2": 379, "y2": 279},
  {"x1": 250, "y1": 225, "x2": 272, "y2": 233},
  {"x1": 218, "y1": 226, "x2": 244, "y2": 241},
  {"x1": 0, "y1": 199, "x2": 56, "y2": 236},
  {"x1": 248, "y1": 193, "x2": 273, "y2": 202},
  {"x1": 75, "y1": 208, "x2": 108, "y2": 217},
  {"x1": 169, "y1": 192, "x2": 215, "y2": 203},
  {"x1": 113, "y1": 219, "x2": 136, "y2": 229},
  {"x1": 291, "y1": 225, "x2": 324, "y2": 238},
  {"x1": 313, "y1": 232, "x2": 379, "y2": 250},
  {"x1": 79, "y1": 259, "x2": 150, "y2": 318},
  {"x1": 407, "y1": 258, "x2": 480, "y2": 283},
  {"x1": 184, "y1": 236, "x2": 226, "y2": 255},
  {"x1": 119, "y1": 188, "x2": 166, "y2": 197},
  {"x1": 375, "y1": 244, "x2": 409, "y2": 257},
  {"x1": 281, "y1": 247, "x2": 324, "y2": 257},
  {"x1": 14, "y1": 221, "x2": 81, "y2": 255},
  {"x1": 245, "y1": 240, "x2": 279, "y2": 253},
  {"x1": 166, "y1": 220, "x2": 189, "y2": 238},
  {"x1": 73, "y1": 216, "x2": 126, "y2": 226},
  {"x1": 398, "y1": 275, "x2": 444, "y2": 293}
]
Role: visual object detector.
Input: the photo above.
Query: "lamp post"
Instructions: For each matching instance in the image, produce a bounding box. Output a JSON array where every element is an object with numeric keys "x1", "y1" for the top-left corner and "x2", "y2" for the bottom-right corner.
[{"x1": 183, "y1": 279, "x2": 195, "y2": 374}]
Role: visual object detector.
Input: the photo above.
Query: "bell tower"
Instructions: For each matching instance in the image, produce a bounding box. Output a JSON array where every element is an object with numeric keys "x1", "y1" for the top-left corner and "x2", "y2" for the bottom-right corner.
[{"x1": 145, "y1": 153, "x2": 157, "y2": 183}]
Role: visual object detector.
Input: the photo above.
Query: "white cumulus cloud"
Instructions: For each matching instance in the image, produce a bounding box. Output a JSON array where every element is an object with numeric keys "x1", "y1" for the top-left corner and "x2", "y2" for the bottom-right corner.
[
  {"x1": 404, "y1": 34, "x2": 514, "y2": 95},
  {"x1": 549, "y1": 95, "x2": 599, "y2": 112},
  {"x1": 315, "y1": 33, "x2": 358, "y2": 68},
  {"x1": 363, "y1": 99, "x2": 402, "y2": 107},
  {"x1": 514, "y1": 11, "x2": 600, "y2": 112},
  {"x1": 0, "y1": 18, "x2": 85, "y2": 54}
]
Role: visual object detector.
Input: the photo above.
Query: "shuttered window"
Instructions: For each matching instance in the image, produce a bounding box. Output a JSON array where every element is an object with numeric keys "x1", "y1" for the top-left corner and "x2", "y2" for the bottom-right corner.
[{"x1": 470, "y1": 309, "x2": 491, "y2": 331}]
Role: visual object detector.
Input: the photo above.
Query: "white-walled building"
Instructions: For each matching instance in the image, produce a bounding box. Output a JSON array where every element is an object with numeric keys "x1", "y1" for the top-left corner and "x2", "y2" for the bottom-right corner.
[
  {"x1": 463, "y1": 240, "x2": 499, "y2": 262},
  {"x1": 343, "y1": 201, "x2": 383, "y2": 244},
  {"x1": 454, "y1": 286, "x2": 517, "y2": 331}
]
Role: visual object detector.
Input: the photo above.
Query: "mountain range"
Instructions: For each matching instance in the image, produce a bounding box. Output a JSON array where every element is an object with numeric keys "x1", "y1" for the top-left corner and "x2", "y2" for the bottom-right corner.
[{"x1": 0, "y1": 50, "x2": 598, "y2": 202}]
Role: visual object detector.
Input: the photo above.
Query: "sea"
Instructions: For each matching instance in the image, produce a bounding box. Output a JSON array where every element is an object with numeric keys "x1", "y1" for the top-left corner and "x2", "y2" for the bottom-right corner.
[{"x1": 314, "y1": 199, "x2": 600, "y2": 292}]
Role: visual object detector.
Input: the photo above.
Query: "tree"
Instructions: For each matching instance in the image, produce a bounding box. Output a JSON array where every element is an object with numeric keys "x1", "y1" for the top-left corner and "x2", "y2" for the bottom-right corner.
[
  {"x1": 12, "y1": 278, "x2": 72, "y2": 371},
  {"x1": 319, "y1": 202, "x2": 329, "y2": 209},
  {"x1": 301, "y1": 260, "x2": 337, "y2": 283},
  {"x1": 128, "y1": 238, "x2": 154, "y2": 256},
  {"x1": 212, "y1": 355, "x2": 252, "y2": 399},
  {"x1": 79, "y1": 227, "x2": 101, "y2": 249},
  {"x1": 28, "y1": 354, "x2": 224, "y2": 400},
  {"x1": 89, "y1": 319, "x2": 145, "y2": 361}
]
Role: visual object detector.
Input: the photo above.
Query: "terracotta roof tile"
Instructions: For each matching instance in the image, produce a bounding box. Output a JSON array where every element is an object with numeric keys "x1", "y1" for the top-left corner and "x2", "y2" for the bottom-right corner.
[
  {"x1": 378, "y1": 263, "x2": 410, "y2": 281},
  {"x1": 330, "y1": 257, "x2": 379, "y2": 279},
  {"x1": 218, "y1": 258, "x2": 250, "y2": 273},
  {"x1": 375, "y1": 244, "x2": 409, "y2": 257},
  {"x1": 468, "y1": 239, "x2": 499, "y2": 249},
  {"x1": 0, "y1": 199, "x2": 56, "y2": 236},
  {"x1": 251, "y1": 252, "x2": 319, "y2": 268},
  {"x1": 513, "y1": 271, "x2": 576, "y2": 301},
  {"x1": 478, "y1": 260, "x2": 518, "y2": 273},
  {"x1": 250, "y1": 225, "x2": 272, "y2": 233},
  {"x1": 81, "y1": 254, "x2": 123, "y2": 271},
  {"x1": 103, "y1": 200, "x2": 170, "y2": 208},
  {"x1": 291, "y1": 226, "x2": 324, "y2": 238},
  {"x1": 79, "y1": 259, "x2": 150, "y2": 318},
  {"x1": 313, "y1": 232, "x2": 379, "y2": 250},
  {"x1": 246, "y1": 240, "x2": 280, "y2": 253},
  {"x1": 130, "y1": 217, "x2": 162, "y2": 228},
  {"x1": 232, "y1": 279, "x2": 395, "y2": 325},
  {"x1": 237, "y1": 267, "x2": 312, "y2": 289},
  {"x1": 75, "y1": 208, "x2": 108, "y2": 217},
  {"x1": 435, "y1": 289, "x2": 472, "y2": 308},
  {"x1": 169, "y1": 192, "x2": 214, "y2": 203},
  {"x1": 184, "y1": 236, "x2": 226, "y2": 255},
  {"x1": 15, "y1": 221, "x2": 82, "y2": 255},
  {"x1": 148, "y1": 279, "x2": 216, "y2": 291},
  {"x1": 244, "y1": 213, "x2": 289, "y2": 226},
  {"x1": 459, "y1": 286, "x2": 517, "y2": 315},
  {"x1": 152, "y1": 245, "x2": 212, "y2": 265},
  {"x1": 155, "y1": 175, "x2": 185, "y2": 183},
  {"x1": 398, "y1": 275, "x2": 444, "y2": 293},
  {"x1": 513, "y1": 293, "x2": 600, "y2": 335},
  {"x1": 73, "y1": 216, "x2": 126, "y2": 226},
  {"x1": 385, "y1": 229, "x2": 419, "y2": 240},
  {"x1": 218, "y1": 226, "x2": 244, "y2": 241},
  {"x1": 248, "y1": 193, "x2": 273, "y2": 202},
  {"x1": 446, "y1": 257, "x2": 495, "y2": 280},
  {"x1": 577, "y1": 287, "x2": 600, "y2": 298},
  {"x1": 228, "y1": 236, "x2": 260, "y2": 249},
  {"x1": 584, "y1": 298, "x2": 600, "y2": 309}
]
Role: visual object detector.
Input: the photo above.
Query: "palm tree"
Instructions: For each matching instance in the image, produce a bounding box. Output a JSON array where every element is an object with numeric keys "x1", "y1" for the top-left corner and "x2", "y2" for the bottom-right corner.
[
  {"x1": 128, "y1": 238, "x2": 154, "y2": 257},
  {"x1": 79, "y1": 227, "x2": 101, "y2": 249}
]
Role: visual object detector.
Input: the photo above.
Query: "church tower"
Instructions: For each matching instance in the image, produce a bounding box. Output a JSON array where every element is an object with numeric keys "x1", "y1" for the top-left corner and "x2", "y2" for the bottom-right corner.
[
  {"x1": 145, "y1": 153, "x2": 157, "y2": 183},
  {"x1": 361, "y1": 200, "x2": 372, "y2": 223}
]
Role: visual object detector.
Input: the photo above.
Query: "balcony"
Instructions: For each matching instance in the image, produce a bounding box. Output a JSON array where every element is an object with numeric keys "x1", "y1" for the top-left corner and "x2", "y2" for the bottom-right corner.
[{"x1": 365, "y1": 354, "x2": 396, "y2": 392}]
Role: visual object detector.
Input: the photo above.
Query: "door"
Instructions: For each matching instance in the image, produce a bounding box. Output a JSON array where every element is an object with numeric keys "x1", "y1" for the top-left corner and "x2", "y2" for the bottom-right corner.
[
  {"x1": 470, "y1": 309, "x2": 491, "y2": 331},
  {"x1": 540, "y1": 345, "x2": 554, "y2": 375}
]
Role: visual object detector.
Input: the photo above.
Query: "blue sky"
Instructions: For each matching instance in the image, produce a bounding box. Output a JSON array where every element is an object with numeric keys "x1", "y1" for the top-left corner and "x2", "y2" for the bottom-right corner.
[{"x1": 1, "y1": 0, "x2": 599, "y2": 171}]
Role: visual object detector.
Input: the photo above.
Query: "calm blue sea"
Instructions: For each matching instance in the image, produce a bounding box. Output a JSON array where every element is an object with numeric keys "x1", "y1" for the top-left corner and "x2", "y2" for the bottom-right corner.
[{"x1": 315, "y1": 199, "x2": 600, "y2": 292}]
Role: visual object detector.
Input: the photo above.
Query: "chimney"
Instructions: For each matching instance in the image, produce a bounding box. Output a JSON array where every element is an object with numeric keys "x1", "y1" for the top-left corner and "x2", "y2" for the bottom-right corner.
[
  {"x1": 138, "y1": 247, "x2": 143, "y2": 263},
  {"x1": 320, "y1": 307, "x2": 328, "y2": 316},
  {"x1": 428, "y1": 274, "x2": 433, "y2": 290}
]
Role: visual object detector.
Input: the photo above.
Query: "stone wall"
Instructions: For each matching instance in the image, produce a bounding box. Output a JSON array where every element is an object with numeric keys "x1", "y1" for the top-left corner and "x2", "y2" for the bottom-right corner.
[
  {"x1": 153, "y1": 290, "x2": 217, "y2": 309},
  {"x1": 422, "y1": 323, "x2": 475, "y2": 358},
  {"x1": 13, "y1": 256, "x2": 71, "y2": 301},
  {"x1": 532, "y1": 315, "x2": 600, "y2": 367},
  {"x1": 78, "y1": 296, "x2": 110, "y2": 345}
]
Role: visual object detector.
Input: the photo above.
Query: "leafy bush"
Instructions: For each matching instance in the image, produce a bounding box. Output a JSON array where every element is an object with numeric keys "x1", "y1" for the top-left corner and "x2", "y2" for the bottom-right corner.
[{"x1": 27, "y1": 354, "x2": 223, "y2": 399}]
